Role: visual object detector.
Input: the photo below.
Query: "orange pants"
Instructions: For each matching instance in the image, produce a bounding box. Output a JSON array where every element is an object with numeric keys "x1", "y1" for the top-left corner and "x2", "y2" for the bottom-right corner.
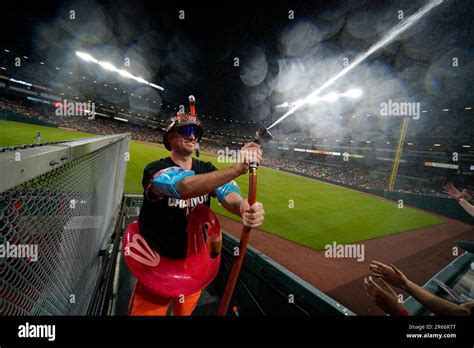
[{"x1": 129, "y1": 281, "x2": 202, "y2": 316}]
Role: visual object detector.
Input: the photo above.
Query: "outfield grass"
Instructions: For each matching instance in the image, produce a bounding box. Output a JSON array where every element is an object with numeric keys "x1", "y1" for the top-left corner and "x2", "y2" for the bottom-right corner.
[
  {"x1": 0, "y1": 120, "x2": 97, "y2": 146},
  {"x1": 1, "y1": 120, "x2": 445, "y2": 250}
]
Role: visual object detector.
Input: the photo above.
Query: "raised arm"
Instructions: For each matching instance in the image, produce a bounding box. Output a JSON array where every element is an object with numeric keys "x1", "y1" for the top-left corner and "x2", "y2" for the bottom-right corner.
[
  {"x1": 148, "y1": 143, "x2": 262, "y2": 201},
  {"x1": 458, "y1": 198, "x2": 474, "y2": 217},
  {"x1": 370, "y1": 261, "x2": 470, "y2": 316},
  {"x1": 176, "y1": 143, "x2": 262, "y2": 199},
  {"x1": 443, "y1": 184, "x2": 474, "y2": 217}
]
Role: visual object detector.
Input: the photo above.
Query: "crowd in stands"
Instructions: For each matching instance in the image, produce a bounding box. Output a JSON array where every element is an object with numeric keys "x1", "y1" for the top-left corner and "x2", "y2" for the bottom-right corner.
[
  {"x1": 199, "y1": 142, "x2": 228, "y2": 155},
  {"x1": 0, "y1": 97, "x2": 164, "y2": 143},
  {"x1": 260, "y1": 156, "x2": 472, "y2": 197},
  {"x1": 0, "y1": 98, "x2": 55, "y2": 124},
  {"x1": 262, "y1": 157, "x2": 376, "y2": 187},
  {"x1": 58, "y1": 117, "x2": 163, "y2": 143}
]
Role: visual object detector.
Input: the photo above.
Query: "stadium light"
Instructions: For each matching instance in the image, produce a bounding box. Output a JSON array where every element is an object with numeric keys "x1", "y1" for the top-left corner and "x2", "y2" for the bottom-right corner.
[{"x1": 75, "y1": 51, "x2": 164, "y2": 91}]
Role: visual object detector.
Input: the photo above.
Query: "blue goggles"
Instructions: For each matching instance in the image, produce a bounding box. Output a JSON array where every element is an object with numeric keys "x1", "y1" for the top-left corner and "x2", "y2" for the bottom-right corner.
[{"x1": 177, "y1": 125, "x2": 201, "y2": 139}]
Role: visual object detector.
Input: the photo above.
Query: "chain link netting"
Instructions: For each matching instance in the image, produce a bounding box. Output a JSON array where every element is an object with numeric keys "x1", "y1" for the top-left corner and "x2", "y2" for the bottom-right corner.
[{"x1": 1, "y1": 140, "x2": 124, "y2": 315}]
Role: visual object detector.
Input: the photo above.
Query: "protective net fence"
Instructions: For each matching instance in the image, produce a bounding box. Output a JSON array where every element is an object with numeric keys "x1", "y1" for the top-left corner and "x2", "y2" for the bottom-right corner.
[{"x1": 0, "y1": 136, "x2": 129, "y2": 315}]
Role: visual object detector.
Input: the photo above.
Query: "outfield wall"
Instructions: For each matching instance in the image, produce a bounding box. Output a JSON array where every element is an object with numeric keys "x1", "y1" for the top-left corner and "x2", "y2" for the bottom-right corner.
[
  {"x1": 277, "y1": 168, "x2": 472, "y2": 224},
  {"x1": 213, "y1": 233, "x2": 354, "y2": 315},
  {"x1": 374, "y1": 190, "x2": 473, "y2": 224}
]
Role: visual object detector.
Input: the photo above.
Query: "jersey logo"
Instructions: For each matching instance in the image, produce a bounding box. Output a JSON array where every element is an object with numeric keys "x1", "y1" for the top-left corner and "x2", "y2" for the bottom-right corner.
[{"x1": 168, "y1": 194, "x2": 209, "y2": 208}]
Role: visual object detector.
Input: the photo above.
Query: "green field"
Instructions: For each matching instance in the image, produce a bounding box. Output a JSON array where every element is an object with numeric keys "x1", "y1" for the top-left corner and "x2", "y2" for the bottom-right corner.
[{"x1": 0, "y1": 120, "x2": 445, "y2": 249}]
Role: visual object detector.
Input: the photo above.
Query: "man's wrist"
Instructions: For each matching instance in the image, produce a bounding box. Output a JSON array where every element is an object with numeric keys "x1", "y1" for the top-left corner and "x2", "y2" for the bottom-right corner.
[
  {"x1": 238, "y1": 198, "x2": 246, "y2": 216},
  {"x1": 229, "y1": 164, "x2": 238, "y2": 177},
  {"x1": 230, "y1": 164, "x2": 244, "y2": 178}
]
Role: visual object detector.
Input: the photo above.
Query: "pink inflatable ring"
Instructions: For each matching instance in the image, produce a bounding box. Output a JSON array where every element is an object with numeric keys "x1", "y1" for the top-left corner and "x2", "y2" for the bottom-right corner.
[{"x1": 122, "y1": 204, "x2": 222, "y2": 297}]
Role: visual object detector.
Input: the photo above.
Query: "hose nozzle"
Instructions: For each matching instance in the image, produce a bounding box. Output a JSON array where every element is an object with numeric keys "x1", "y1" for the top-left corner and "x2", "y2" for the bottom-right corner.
[{"x1": 255, "y1": 127, "x2": 274, "y2": 145}]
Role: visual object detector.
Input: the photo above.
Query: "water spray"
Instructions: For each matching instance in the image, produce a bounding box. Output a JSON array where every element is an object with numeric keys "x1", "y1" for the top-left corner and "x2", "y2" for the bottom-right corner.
[{"x1": 268, "y1": 0, "x2": 443, "y2": 130}]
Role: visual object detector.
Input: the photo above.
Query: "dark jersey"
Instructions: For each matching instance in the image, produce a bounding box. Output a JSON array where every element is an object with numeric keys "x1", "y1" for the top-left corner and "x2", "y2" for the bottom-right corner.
[{"x1": 138, "y1": 156, "x2": 217, "y2": 259}]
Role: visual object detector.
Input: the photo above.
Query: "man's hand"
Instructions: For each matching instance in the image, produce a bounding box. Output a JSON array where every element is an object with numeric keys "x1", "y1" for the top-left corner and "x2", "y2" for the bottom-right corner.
[
  {"x1": 369, "y1": 261, "x2": 408, "y2": 290},
  {"x1": 233, "y1": 142, "x2": 263, "y2": 176},
  {"x1": 240, "y1": 200, "x2": 265, "y2": 228},
  {"x1": 443, "y1": 184, "x2": 468, "y2": 201},
  {"x1": 364, "y1": 276, "x2": 407, "y2": 316}
]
